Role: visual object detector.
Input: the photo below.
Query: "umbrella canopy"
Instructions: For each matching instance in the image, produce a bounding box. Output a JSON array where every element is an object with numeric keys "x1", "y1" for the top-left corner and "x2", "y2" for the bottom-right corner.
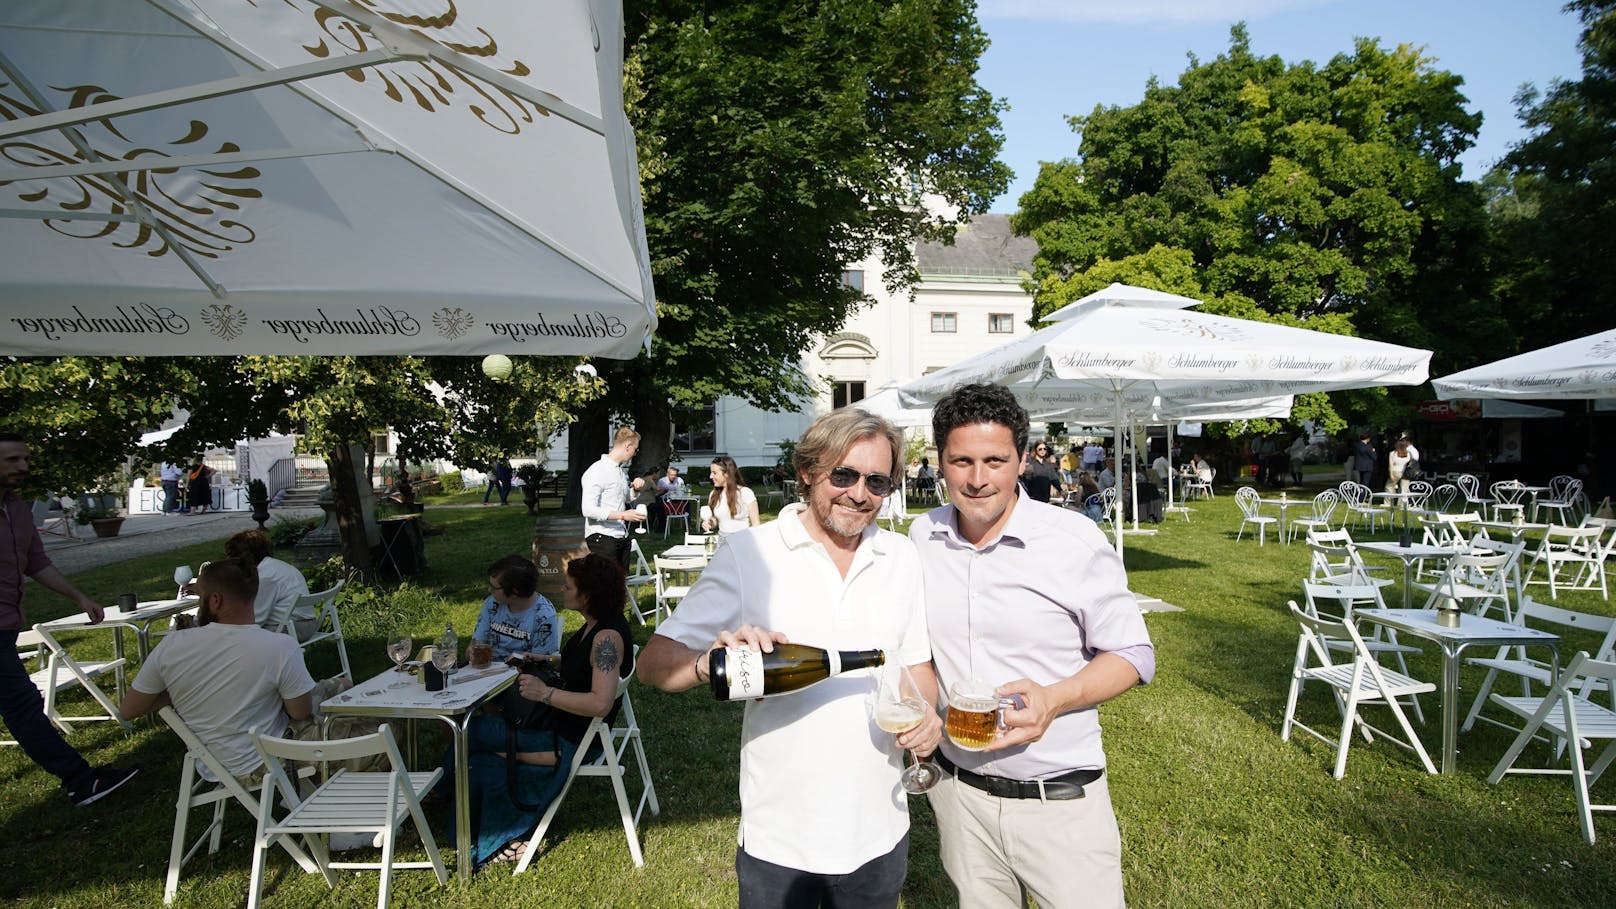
[
  {"x1": 899, "y1": 283, "x2": 1430, "y2": 410},
  {"x1": 856, "y1": 382, "x2": 934, "y2": 429},
  {"x1": 1432, "y1": 328, "x2": 1616, "y2": 400},
  {"x1": 0, "y1": 0, "x2": 655, "y2": 357},
  {"x1": 898, "y1": 282, "x2": 1429, "y2": 554}
]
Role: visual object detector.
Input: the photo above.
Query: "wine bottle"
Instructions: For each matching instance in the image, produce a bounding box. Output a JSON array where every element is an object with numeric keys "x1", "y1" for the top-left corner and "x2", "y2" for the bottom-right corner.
[{"x1": 708, "y1": 643, "x2": 885, "y2": 700}]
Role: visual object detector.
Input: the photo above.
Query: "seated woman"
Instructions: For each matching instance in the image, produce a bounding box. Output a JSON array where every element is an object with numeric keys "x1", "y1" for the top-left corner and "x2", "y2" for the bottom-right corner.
[
  {"x1": 473, "y1": 555, "x2": 560, "y2": 664},
  {"x1": 444, "y1": 553, "x2": 634, "y2": 868}
]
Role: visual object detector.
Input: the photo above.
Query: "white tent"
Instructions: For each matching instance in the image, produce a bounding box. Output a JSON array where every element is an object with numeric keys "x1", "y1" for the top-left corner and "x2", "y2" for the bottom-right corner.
[
  {"x1": 1432, "y1": 328, "x2": 1616, "y2": 400},
  {"x1": 899, "y1": 283, "x2": 1431, "y2": 553},
  {"x1": 0, "y1": 0, "x2": 655, "y2": 357}
]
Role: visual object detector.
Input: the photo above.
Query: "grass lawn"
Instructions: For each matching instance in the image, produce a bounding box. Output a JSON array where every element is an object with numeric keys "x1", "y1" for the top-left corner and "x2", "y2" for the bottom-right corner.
[{"x1": 5, "y1": 485, "x2": 1614, "y2": 907}]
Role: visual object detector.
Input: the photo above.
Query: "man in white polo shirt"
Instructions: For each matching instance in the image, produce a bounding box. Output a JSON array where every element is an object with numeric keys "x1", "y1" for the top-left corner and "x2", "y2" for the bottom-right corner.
[{"x1": 639, "y1": 408, "x2": 939, "y2": 909}]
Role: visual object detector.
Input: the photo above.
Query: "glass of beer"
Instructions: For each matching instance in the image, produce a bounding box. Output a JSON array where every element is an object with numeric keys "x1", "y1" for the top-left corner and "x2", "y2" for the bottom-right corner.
[
  {"x1": 945, "y1": 679, "x2": 1013, "y2": 751},
  {"x1": 467, "y1": 636, "x2": 495, "y2": 669}
]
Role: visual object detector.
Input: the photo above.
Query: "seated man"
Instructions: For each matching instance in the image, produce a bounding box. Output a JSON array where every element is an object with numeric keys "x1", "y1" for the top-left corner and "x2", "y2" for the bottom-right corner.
[
  {"x1": 223, "y1": 530, "x2": 313, "y2": 639},
  {"x1": 121, "y1": 558, "x2": 326, "y2": 785}
]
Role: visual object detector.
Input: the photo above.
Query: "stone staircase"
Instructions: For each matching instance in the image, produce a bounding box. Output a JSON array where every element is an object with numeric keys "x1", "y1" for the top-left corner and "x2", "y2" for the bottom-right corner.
[{"x1": 276, "y1": 482, "x2": 328, "y2": 509}]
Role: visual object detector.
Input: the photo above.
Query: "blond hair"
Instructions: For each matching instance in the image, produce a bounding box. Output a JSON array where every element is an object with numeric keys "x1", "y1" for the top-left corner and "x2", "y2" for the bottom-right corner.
[
  {"x1": 612, "y1": 426, "x2": 640, "y2": 448},
  {"x1": 792, "y1": 408, "x2": 902, "y2": 487}
]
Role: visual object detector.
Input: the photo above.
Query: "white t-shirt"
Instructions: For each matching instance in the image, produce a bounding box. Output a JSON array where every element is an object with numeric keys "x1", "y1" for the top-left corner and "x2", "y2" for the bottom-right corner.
[
  {"x1": 133, "y1": 623, "x2": 315, "y2": 778},
  {"x1": 252, "y1": 557, "x2": 311, "y2": 629},
  {"x1": 656, "y1": 503, "x2": 930, "y2": 874},
  {"x1": 710, "y1": 486, "x2": 758, "y2": 534}
]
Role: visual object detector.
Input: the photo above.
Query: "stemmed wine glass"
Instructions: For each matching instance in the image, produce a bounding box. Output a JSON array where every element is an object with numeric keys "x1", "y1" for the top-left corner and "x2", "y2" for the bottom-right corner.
[
  {"x1": 871, "y1": 662, "x2": 941, "y2": 794},
  {"x1": 173, "y1": 565, "x2": 193, "y2": 598},
  {"x1": 386, "y1": 632, "x2": 413, "y2": 688},
  {"x1": 431, "y1": 637, "x2": 457, "y2": 686}
]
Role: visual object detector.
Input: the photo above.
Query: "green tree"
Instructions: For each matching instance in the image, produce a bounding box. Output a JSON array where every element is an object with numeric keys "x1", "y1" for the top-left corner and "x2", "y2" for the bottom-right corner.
[
  {"x1": 564, "y1": 0, "x2": 1010, "y2": 496},
  {"x1": 1491, "y1": 0, "x2": 1616, "y2": 349},
  {"x1": 1014, "y1": 25, "x2": 1504, "y2": 429}
]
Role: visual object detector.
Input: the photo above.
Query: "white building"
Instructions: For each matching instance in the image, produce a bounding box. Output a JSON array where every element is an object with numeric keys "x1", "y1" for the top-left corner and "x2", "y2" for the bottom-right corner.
[{"x1": 690, "y1": 213, "x2": 1040, "y2": 468}]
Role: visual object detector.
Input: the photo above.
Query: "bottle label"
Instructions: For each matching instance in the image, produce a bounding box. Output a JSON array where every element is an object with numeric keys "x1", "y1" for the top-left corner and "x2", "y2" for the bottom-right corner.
[{"x1": 726, "y1": 648, "x2": 765, "y2": 699}]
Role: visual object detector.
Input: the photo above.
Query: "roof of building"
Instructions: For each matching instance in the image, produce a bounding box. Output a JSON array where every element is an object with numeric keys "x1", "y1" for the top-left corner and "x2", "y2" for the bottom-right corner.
[{"x1": 916, "y1": 213, "x2": 1038, "y2": 278}]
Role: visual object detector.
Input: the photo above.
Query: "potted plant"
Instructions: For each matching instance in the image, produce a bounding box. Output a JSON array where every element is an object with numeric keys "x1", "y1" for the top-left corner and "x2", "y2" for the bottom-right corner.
[
  {"x1": 247, "y1": 478, "x2": 270, "y2": 529},
  {"x1": 516, "y1": 463, "x2": 545, "y2": 514},
  {"x1": 75, "y1": 497, "x2": 125, "y2": 538}
]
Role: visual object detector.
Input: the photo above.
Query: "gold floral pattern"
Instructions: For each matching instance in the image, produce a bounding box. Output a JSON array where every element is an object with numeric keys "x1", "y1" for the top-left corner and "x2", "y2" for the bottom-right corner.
[{"x1": 0, "y1": 84, "x2": 260, "y2": 259}]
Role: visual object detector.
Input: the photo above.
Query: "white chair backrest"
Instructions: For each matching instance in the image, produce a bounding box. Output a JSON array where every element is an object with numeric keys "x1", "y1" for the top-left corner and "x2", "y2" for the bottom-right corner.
[
  {"x1": 253, "y1": 724, "x2": 407, "y2": 808},
  {"x1": 1491, "y1": 481, "x2": 1528, "y2": 505},
  {"x1": 1302, "y1": 578, "x2": 1387, "y2": 618},
  {"x1": 1236, "y1": 485, "x2": 1261, "y2": 516},
  {"x1": 684, "y1": 532, "x2": 713, "y2": 547},
  {"x1": 1457, "y1": 474, "x2": 1481, "y2": 499},
  {"x1": 1429, "y1": 483, "x2": 1460, "y2": 513},
  {"x1": 1550, "y1": 474, "x2": 1577, "y2": 500},
  {"x1": 1309, "y1": 489, "x2": 1340, "y2": 522},
  {"x1": 1513, "y1": 597, "x2": 1616, "y2": 656},
  {"x1": 1405, "y1": 480, "x2": 1434, "y2": 511}
]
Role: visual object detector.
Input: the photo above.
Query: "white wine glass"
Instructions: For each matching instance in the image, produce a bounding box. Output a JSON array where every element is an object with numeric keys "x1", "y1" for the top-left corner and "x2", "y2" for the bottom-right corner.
[
  {"x1": 386, "y1": 632, "x2": 413, "y2": 687},
  {"x1": 871, "y1": 663, "x2": 941, "y2": 794},
  {"x1": 432, "y1": 638, "x2": 457, "y2": 684},
  {"x1": 173, "y1": 565, "x2": 193, "y2": 597}
]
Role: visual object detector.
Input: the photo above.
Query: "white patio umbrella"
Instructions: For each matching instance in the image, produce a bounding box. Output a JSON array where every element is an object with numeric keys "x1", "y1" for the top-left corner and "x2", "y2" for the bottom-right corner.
[
  {"x1": 899, "y1": 283, "x2": 1431, "y2": 553},
  {"x1": 0, "y1": 0, "x2": 655, "y2": 357},
  {"x1": 1432, "y1": 328, "x2": 1616, "y2": 400}
]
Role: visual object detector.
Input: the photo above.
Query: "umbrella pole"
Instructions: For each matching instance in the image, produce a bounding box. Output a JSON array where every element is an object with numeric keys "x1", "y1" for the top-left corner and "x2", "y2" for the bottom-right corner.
[
  {"x1": 1129, "y1": 423, "x2": 1140, "y2": 532},
  {"x1": 1112, "y1": 396, "x2": 1124, "y2": 557},
  {"x1": 1165, "y1": 423, "x2": 1175, "y2": 511}
]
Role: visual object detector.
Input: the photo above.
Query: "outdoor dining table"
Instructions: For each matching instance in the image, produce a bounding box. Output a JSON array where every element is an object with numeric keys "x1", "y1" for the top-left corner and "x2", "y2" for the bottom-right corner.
[
  {"x1": 38, "y1": 597, "x2": 200, "y2": 689},
  {"x1": 1475, "y1": 519, "x2": 1551, "y2": 544},
  {"x1": 1354, "y1": 607, "x2": 1560, "y2": 775},
  {"x1": 1258, "y1": 496, "x2": 1306, "y2": 543},
  {"x1": 661, "y1": 543, "x2": 710, "y2": 561},
  {"x1": 1355, "y1": 540, "x2": 1461, "y2": 610},
  {"x1": 319, "y1": 663, "x2": 516, "y2": 881}
]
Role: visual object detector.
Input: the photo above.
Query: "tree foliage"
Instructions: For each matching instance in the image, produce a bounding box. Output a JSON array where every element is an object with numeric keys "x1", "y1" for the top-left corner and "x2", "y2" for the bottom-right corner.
[
  {"x1": 1491, "y1": 0, "x2": 1616, "y2": 349},
  {"x1": 598, "y1": 0, "x2": 1010, "y2": 471},
  {"x1": 1013, "y1": 25, "x2": 1506, "y2": 430}
]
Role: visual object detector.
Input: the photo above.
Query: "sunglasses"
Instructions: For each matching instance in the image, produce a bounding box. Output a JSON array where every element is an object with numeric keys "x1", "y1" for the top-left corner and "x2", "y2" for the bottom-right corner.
[{"x1": 824, "y1": 466, "x2": 895, "y2": 497}]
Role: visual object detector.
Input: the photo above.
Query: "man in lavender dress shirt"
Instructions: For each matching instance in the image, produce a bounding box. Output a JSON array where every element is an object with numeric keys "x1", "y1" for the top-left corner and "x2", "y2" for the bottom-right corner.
[{"x1": 910, "y1": 385, "x2": 1155, "y2": 909}]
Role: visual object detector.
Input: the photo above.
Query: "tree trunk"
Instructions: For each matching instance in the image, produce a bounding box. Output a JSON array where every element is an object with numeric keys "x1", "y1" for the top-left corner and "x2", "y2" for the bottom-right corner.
[
  {"x1": 563, "y1": 406, "x2": 611, "y2": 514},
  {"x1": 632, "y1": 395, "x2": 675, "y2": 474},
  {"x1": 327, "y1": 444, "x2": 378, "y2": 583}
]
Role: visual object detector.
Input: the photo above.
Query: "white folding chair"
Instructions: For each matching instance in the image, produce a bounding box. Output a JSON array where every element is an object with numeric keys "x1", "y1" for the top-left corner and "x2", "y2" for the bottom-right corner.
[
  {"x1": 1300, "y1": 580, "x2": 1425, "y2": 722},
  {"x1": 273, "y1": 580, "x2": 351, "y2": 681},
  {"x1": 158, "y1": 706, "x2": 319, "y2": 905},
  {"x1": 1235, "y1": 486, "x2": 1277, "y2": 546},
  {"x1": 652, "y1": 555, "x2": 697, "y2": 624},
  {"x1": 683, "y1": 532, "x2": 714, "y2": 548},
  {"x1": 1280, "y1": 601, "x2": 1437, "y2": 779},
  {"x1": 1183, "y1": 467, "x2": 1214, "y2": 500},
  {"x1": 2, "y1": 625, "x2": 130, "y2": 741},
  {"x1": 1288, "y1": 490, "x2": 1339, "y2": 544},
  {"x1": 626, "y1": 539, "x2": 658, "y2": 624},
  {"x1": 515, "y1": 668, "x2": 660, "y2": 873},
  {"x1": 1404, "y1": 480, "x2": 1434, "y2": 514},
  {"x1": 248, "y1": 724, "x2": 446, "y2": 909},
  {"x1": 1523, "y1": 524, "x2": 1608, "y2": 600},
  {"x1": 1461, "y1": 598, "x2": 1616, "y2": 736},
  {"x1": 1487, "y1": 652, "x2": 1616, "y2": 844},
  {"x1": 1412, "y1": 540, "x2": 1525, "y2": 621},
  {"x1": 1304, "y1": 529, "x2": 1392, "y2": 588}
]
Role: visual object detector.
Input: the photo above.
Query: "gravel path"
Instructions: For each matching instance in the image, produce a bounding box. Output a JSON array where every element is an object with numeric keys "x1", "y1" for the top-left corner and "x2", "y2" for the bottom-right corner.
[{"x1": 42, "y1": 508, "x2": 325, "y2": 574}]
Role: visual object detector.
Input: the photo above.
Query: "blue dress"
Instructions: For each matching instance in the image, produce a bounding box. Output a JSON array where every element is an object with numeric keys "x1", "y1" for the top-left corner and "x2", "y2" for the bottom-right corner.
[{"x1": 442, "y1": 617, "x2": 632, "y2": 869}]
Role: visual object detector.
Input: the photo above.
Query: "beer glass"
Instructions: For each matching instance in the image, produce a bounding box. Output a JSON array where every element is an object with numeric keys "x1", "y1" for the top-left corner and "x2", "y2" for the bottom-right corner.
[
  {"x1": 468, "y1": 636, "x2": 495, "y2": 669},
  {"x1": 945, "y1": 679, "x2": 1017, "y2": 751}
]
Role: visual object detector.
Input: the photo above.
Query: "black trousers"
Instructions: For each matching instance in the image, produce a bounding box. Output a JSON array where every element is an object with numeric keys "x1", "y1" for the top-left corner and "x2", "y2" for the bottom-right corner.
[{"x1": 585, "y1": 533, "x2": 631, "y2": 569}]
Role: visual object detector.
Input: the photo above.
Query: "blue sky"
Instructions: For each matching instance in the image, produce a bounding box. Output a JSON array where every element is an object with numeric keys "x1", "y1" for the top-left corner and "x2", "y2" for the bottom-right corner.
[{"x1": 975, "y1": 0, "x2": 1586, "y2": 212}]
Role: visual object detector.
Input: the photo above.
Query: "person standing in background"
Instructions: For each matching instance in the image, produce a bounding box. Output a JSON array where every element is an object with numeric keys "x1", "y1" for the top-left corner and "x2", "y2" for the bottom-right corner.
[
  {"x1": 160, "y1": 461, "x2": 184, "y2": 514},
  {"x1": 580, "y1": 428, "x2": 644, "y2": 568},
  {"x1": 186, "y1": 459, "x2": 213, "y2": 515},
  {"x1": 1351, "y1": 433, "x2": 1377, "y2": 487}
]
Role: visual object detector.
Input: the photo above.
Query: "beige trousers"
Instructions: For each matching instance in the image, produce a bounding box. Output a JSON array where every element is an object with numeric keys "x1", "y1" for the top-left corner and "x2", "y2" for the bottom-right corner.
[{"x1": 927, "y1": 773, "x2": 1125, "y2": 909}]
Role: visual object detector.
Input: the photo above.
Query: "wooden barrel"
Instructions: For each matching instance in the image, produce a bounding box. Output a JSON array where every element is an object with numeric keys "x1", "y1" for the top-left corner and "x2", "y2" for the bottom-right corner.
[{"x1": 532, "y1": 516, "x2": 586, "y2": 600}]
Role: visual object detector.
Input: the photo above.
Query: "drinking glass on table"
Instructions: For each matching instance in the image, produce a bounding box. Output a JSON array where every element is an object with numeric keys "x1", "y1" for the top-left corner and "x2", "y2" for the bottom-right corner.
[
  {"x1": 386, "y1": 632, "x2": 413, "y2": 687},
  {"x1": 871, "y1": 663, "x2": 941, "y2": 794},
  {"x1": 467, "y1": 636, "x2": 495, "y2": 669},
  {"x1": 431, "y1": 638, "x2": 457, "y2": 684}
]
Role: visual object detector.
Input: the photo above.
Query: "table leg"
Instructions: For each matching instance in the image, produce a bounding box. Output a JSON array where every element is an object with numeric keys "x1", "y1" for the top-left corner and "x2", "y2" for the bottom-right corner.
[
  {"x1": 1402, "y1": 561, "x2": 1414, "y2": 610},
  {"x1": 452, "y1": 715, "x2": 473, "y2": 881},
  {"x1": 1440, "y1": 644, "x2": 1461, "y2": 775}
]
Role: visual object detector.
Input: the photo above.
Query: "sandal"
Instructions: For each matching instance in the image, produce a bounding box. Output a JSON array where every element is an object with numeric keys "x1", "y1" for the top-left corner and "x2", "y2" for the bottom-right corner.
[{"x1": 485, "y1": 840, "x2": 529, "y2": 865}]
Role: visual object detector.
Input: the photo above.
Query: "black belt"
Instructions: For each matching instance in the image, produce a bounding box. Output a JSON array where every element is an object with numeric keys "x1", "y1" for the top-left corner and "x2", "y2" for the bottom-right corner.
[{"x1": 935, "y1": 752, "x2": 1101, "y2": 801}]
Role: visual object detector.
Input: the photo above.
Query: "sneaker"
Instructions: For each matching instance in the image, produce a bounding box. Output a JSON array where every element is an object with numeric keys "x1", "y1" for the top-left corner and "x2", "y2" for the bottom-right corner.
[{"x1": 69, "y1": 765, "x2": 141, "y2": 807}]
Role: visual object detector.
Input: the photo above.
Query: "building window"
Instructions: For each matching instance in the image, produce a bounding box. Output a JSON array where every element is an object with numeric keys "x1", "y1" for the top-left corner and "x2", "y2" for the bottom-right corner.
[
  {"x1": 832, "y1": 381, "x2": 866, "y2": 410},
  {"x1": 671, "y1": 405, "x2": 716, "y2": 453},
  {"x1": 841, "y1": 270, "x2": 864, "y2": 292},
  {"x1": 370, "y1": 432, "x2": 393, "y2": 456},
  {"x1": 930, "y1": 312, "x2": 957, "y2": 333},
  {"x1": 989, "y1": 313, "x2": 1015, "y2": 334}
]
